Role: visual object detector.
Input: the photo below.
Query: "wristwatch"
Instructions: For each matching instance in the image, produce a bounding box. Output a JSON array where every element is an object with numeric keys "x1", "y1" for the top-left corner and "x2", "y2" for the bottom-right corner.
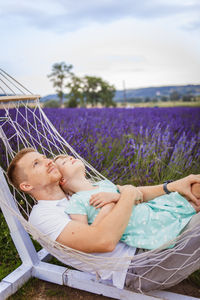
[{"x1": 163, "y1": 180, "x2": 173, "y2": 194}]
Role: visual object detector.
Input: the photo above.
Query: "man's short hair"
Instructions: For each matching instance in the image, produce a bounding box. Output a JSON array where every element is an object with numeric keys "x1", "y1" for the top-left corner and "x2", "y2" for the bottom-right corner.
[{"x1": 7, "y1": 148, "x2": 36, "y2": 190}]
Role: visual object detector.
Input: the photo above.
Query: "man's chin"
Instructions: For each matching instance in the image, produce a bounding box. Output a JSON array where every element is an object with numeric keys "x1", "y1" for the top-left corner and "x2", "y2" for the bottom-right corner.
[{"x1": 50, "y1": 172, "x2": 62, "y2": 183}]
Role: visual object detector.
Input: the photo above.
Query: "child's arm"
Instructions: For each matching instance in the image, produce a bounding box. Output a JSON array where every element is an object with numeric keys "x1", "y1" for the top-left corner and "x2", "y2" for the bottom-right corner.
[
  {"x1": 91, "y1": 203, "x2": 115, "y2": 227},
  {"x1": 69, "y1": 214, "x2": 88, "y2": 224},
  {"x1": 90, "y1": 190, "x2": 143, "y2": 208},
  {"x1": 90, "y1": 192, "x2": 120, "y2": 208}
]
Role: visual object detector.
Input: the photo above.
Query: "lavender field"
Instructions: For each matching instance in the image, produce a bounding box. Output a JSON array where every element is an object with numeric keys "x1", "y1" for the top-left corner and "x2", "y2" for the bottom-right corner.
[
  {"x1": 0, "y1": 106, "x2": 199, "y2": 185},
  {"x1": 43, "y1": 106, "x2": 200, "y2": 185}
]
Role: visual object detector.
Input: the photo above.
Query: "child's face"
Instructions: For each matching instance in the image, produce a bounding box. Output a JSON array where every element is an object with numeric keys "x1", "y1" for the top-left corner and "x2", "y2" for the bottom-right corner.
[{"x1": 54, "y1": 156, "x2": 85, "y2": 182}]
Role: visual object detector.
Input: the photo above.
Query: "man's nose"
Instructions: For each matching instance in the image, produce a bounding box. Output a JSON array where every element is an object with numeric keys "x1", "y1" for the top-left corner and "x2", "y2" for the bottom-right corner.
[{"x1": 46, "y1": 158, "x2": 53, "y2": 166}]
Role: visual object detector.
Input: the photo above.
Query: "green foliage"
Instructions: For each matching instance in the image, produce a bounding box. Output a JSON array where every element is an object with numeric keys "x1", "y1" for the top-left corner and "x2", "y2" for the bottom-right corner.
[
  {"x1": 161, "y1": 96, "x2": 168, "y2": 102},
  {"x1": 170, "y1": 91, "x2": 181, "y2": 101},
  {"x1": 82, "y1": 75, "x2": 116, "y2": 107},
  {"x1": 66, "y1": 75, "x2": 85, "y2": 107},
  {"x1": 8, "y1": 278, "x2": 39, "y2": 300},
  {"x1": 48, "y1": 62, "x2": 73, "y2": 106},
  {"x1": 0, "y1": 211, "x2": 41, "y2": 280},
  {"x1": 188, "y1": 270, "x2": 200, "y2": 288},
  {"x1": 43, "y1": 100, "x2": 60, "y2": 108},
  {"x1": 182, "y1": 94, "x2": 193, "y2": 102},
  {"x1": 66, "y1": 75, "x2": 116, "y2": 107},
  {"x1": 66, "y1": 98, "x2": 78, "y2": 108},
  {"x1": 48, "y1": 61, "x2": 116, "y2": 107},
  {"x1": 0, "y1": 212, "x2": 21, "y2": 280}
]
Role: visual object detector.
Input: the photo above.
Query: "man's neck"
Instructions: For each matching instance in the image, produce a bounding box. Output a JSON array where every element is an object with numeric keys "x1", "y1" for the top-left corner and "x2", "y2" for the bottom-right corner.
[{"x1": 34, "y1": 184, "x2": 66, "y2": 201}]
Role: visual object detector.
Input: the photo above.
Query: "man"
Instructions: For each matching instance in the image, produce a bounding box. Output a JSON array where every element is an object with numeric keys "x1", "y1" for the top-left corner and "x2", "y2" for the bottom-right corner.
[{"x1": 7, "y1": 148, "x2": 200, "y2": 291}]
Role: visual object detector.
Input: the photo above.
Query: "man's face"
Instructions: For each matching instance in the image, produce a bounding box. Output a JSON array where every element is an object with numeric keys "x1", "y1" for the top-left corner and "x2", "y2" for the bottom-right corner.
[
  {"x1": 18, "y1": 152, "x2": 61, "y2": 192},
  {"x1": 55, "y1": 156, "x2": 85, "y2": 182}
]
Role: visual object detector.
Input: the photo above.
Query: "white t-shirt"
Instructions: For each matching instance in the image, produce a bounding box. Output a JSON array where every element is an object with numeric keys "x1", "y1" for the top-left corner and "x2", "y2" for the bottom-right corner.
[{"x1": 29, "y1": 198, "x2": 136, "y2": 288}]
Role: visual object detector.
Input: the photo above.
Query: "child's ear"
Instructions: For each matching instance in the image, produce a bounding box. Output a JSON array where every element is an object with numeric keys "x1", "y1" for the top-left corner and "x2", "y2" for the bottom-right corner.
[{"x1": 59, "y1": 177, "x2": 66, "y2": 186}]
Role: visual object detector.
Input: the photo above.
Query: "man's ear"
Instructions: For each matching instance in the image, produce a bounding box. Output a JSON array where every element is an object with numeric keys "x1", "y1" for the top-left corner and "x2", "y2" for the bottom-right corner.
[{"x1": 19, "y1": 181, "x2": 33, "y2": 193}]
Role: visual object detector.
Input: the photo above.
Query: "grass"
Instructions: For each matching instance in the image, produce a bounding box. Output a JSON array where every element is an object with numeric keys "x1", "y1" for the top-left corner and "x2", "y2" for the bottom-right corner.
[{"x1": 118, "y1": 100, "x2": 200, "y2": 108}]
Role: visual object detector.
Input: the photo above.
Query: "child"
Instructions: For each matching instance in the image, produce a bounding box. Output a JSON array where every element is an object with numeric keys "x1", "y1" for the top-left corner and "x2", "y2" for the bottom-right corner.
[{"x1": 54, "y1": 155, "x2": 198, "y2": 250}]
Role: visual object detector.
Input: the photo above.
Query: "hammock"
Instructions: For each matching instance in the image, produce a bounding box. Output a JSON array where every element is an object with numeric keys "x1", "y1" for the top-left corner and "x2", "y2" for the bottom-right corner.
[{"x1": 0, "y1": 68, "x2": 200, "y2": 300}]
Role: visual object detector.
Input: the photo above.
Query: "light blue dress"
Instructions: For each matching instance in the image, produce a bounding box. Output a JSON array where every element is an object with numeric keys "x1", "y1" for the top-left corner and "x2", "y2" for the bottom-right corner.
[{"x1": 65, "y1": 180, "x2": 196, "y2": 250}]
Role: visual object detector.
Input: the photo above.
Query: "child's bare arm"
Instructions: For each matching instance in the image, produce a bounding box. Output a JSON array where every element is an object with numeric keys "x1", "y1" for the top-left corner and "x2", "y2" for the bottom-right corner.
[
  {"x1": 91, "y1": 203, "x2": 115, "y2": 226},
  {"x1": 90, "y1": 192, "x2": 120, "y2": 208},
  {"x1": 90, "y1": 189, "x2": 143, "y2": 209},
  {"x1": 69, "y1": 214, "x2": 88, "y2": 224}
]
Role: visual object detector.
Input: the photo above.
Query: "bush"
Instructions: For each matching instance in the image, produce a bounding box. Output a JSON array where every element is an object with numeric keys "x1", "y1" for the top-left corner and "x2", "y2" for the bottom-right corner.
[
  {"x1": 65, "y1": 98, "x2": 78, "y2": 108},
  {"x1": 43, "y1": 100, "x2": 60, "y2": 108}
]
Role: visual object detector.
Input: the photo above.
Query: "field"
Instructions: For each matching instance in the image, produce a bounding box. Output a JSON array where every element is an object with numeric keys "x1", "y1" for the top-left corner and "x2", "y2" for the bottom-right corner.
[
  {"x1": 118, "y1": 99, "x2": 200, "y2": 108},
  {"x1": 43, "y1": 106, "x2": 200, "y2": 185},
  {"x1": 0, "y1": 106, "x2": 200, "y2": 298}
]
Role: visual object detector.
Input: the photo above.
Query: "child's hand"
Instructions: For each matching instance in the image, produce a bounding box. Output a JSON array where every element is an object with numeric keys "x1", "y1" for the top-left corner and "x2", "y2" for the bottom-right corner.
[{"x1": 90, "y1": 192, "x2": 120, "y2": 209}]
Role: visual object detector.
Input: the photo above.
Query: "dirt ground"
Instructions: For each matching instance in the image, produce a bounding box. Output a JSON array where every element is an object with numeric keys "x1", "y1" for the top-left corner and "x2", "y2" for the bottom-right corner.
[{"x1": 8, "y1": 277, "x2": 200, "y2": 300}]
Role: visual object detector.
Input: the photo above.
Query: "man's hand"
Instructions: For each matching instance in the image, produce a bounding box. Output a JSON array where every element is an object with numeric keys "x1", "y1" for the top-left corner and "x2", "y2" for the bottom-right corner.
[
  {"x1": 90, "y1": 192, "x2": 120, "y2": 208},
  {"x1": 117, "y1": 185, "x2": 143, "y2": 204},
  {"x1": 168, "y1": 174, "x2": 200, "y2": 206}
]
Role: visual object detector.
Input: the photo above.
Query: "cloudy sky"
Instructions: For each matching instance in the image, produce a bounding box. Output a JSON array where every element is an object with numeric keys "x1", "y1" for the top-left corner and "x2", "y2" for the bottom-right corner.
[{"x1": 0, "y1": 0, "x2": 200, "y2": 96}]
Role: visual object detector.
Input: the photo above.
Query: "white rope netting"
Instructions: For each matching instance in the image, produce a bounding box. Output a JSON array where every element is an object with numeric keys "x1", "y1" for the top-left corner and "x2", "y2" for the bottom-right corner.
[{"x1": 0, "y1": 68, "x2": 200, "y2": 292}]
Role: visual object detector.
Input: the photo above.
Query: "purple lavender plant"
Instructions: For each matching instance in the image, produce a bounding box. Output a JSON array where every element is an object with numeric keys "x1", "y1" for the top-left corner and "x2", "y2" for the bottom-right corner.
[{"x1": 0, "y1": 106, "x2": 199, "y2": 185}]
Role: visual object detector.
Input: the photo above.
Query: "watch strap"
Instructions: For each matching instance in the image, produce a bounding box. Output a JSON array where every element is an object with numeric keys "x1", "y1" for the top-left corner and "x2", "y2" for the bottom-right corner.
[{"x1": 163, "y1": 180, "x2": 173, "y2": 194}]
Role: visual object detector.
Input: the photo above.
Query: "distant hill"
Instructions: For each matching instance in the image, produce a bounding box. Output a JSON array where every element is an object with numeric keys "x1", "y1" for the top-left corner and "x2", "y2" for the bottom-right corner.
[
  {"x1": 40, "y1": 84, "x2": 200, "y2": 102},
  {"x1": 40, "y1": 94, "x2": 60, "y2": 102},
  {"x1": 114, "y1": 84, "x2": 200, "y2": 101}
]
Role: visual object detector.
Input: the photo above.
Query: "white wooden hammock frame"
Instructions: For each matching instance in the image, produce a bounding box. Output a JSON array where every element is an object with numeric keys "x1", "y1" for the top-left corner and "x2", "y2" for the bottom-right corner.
[{"x1": 0, "y1": 70, "x2": 199, "y2": 299}]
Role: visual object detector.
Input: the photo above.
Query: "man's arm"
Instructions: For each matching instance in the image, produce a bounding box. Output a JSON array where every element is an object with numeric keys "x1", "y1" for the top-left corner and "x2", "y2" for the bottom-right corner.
[
  {"x1": 91, "y1": 203, "x2": 115, "y2": 226},
  {"x1": 137, "y1": 184, "x2": 164, "y2": 202},
  {"x1": 138, "y1": 174, "x2": 200, "y2": 205},
  {"x1": 56, "y1": 186, "x2": 141, "y2": 253},
  {"x1": 69, "y1": 214, "x2": 88, "y2": 224},
  {"x1": 70, "y1": 204, "x2": 115, "y2": 226}
]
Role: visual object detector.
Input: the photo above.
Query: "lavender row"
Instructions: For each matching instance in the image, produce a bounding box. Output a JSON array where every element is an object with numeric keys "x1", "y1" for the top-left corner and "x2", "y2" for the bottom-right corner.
[
  {"x1": 44, "y1": 107, "x2": 200, "y2": 185},
  {"x1": 0, "y1": 107, "x2": 199, "y2": 186}
]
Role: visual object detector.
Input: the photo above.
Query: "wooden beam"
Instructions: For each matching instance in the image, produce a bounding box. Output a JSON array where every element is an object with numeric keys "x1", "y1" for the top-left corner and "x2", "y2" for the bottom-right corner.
[
  {"x1": 0, "y1": 264, "x2": 32, "y2": 300},
  {"x1": 0, "y1": 95, "x2": 40, "y2": 102}
]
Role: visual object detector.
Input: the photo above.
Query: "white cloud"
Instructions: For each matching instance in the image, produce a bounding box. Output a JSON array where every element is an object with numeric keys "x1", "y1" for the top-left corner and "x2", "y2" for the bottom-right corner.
[{"x1": 0, "y1": 0, "x2": 199, "y2": 95}]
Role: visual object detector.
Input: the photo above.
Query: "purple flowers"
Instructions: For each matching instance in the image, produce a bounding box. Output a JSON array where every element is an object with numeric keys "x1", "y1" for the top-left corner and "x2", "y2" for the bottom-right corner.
[{"x1": 0, "y1": 106, "x2": 199, "y2": 186}]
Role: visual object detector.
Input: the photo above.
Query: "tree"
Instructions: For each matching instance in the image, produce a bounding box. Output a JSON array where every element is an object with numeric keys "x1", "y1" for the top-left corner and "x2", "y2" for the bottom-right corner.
[
  {"x1": 161, "y1": 96, "x2": 168, "y2": 102},
  {"x1": 66, "y1": 98, "x2": 78, "y2": 108},
  {"x1": 83, "y1": 76, "x2": 116, "y2": 107},
  {"x1": 43, "y1": 100, "x2": 60, "y2": 108},
  {"x1": 99, "y1": 80, "x2": 116, "y2": 107},
  {"x1": 144, "y1": 97, "x2": 150, "y2": 102},
  {"x1": 66, "y1": 75, "x2": 85, "y2": 107},
  {"x1": 170, "y1": 91, "x2": 180, "y2": 101},
  {"x1": 48, "y1": 62, "x2": 73, "y2": 106},
  {"x1": 182, "y1": 94, "x2": 193, "y2": 102}
]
